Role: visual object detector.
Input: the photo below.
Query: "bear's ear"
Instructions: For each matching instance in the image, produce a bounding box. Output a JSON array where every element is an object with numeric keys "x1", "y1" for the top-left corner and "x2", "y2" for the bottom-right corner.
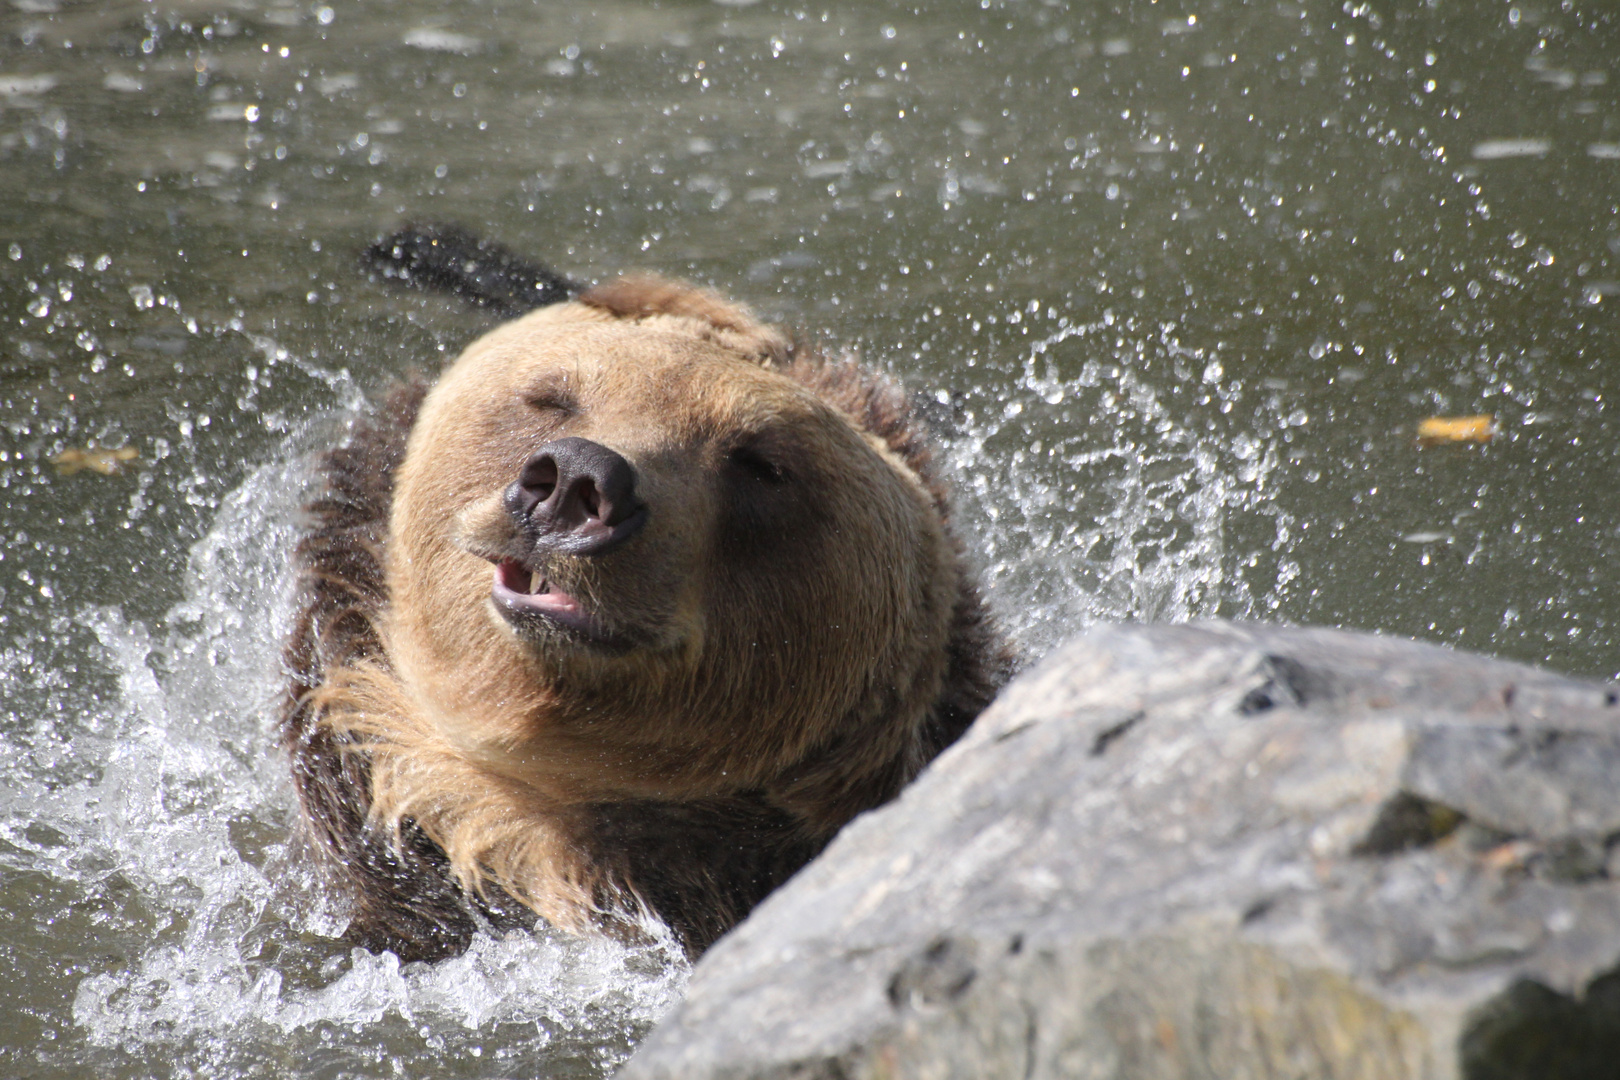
[
  {"x1": 579, "y1": 274, "x2": 792, "y2": 367},
  {"x1": 364, "y1": 223, "x2": 578, "y2": 316}
]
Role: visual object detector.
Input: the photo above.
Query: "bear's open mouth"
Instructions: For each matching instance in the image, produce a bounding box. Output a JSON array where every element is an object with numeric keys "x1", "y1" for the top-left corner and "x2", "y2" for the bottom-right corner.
[{"x1": 490, "y1": 558, "x2": 606, "y2": 641}]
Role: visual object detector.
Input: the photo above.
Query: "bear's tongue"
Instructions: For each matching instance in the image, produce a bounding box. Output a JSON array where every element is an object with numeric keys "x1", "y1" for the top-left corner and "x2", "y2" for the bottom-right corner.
[{"x1": 494, "y1": 559, "x2": 583, "y2": 617}]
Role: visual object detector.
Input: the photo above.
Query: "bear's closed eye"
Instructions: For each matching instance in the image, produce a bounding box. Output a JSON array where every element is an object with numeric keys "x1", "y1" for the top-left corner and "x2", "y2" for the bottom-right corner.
[
  {"x1": 523, "y1": 391, "x2": 577, "y2": 416},
  {"x1": 726, "y1": 445, "x2": 790, "y2": 485}
]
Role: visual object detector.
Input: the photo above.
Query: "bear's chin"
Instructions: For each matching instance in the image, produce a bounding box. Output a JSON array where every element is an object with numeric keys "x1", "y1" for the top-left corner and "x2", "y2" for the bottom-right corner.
[{"x1": 488, "y1": 558, "x2": 639, "y2": 656}]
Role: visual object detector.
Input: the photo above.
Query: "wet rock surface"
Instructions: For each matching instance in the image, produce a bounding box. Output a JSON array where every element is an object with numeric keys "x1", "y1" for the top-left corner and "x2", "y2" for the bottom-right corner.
[{"x1": 619, "y1": 622, "x2": 1620, "y2": 1080}]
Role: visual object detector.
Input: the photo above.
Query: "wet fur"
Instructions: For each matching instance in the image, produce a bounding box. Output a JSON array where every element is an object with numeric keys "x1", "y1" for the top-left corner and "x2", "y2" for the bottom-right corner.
[{"x1": 283, "y1": 243, "x2": 1013, "y2": 960}]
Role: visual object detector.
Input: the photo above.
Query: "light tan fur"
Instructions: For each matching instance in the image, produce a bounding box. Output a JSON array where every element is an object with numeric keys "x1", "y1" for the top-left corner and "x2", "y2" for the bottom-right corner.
[{"x1": 313, "y1": 277, "x2": 957, "y2": 930}]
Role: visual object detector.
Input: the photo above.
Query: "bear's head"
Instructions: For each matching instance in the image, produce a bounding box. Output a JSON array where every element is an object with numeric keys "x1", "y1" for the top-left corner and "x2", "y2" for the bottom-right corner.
[{"x1": 381, "y1": 277, "x2": 958, "y2": 835}]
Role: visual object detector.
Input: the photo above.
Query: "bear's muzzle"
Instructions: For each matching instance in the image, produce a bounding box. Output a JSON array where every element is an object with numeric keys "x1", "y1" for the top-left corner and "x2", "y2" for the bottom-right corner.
[{"x1": 504, "y1": 437, "x2": 648, "y2": 557}]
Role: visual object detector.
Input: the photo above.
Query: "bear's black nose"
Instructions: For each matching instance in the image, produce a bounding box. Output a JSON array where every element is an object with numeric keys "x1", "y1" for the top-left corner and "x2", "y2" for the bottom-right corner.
[{"x1": 505, "y1": 437, "x2": 647, "y2": 556}]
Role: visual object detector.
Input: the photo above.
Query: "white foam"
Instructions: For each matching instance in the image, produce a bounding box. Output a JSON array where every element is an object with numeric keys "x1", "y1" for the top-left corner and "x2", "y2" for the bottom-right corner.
[
  {"x1": 43, "y1": 424, "x2": 686, "y2": 1074},
  {"x1": 73, "y1": 924, "x2": 687, "y2": 1049}
]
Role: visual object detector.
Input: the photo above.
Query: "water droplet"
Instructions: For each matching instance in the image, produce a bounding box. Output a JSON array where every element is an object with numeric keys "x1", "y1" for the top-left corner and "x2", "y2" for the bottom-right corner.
[{"x1": 1508, "y1": 230, "x2": 1528, "y2": 248}]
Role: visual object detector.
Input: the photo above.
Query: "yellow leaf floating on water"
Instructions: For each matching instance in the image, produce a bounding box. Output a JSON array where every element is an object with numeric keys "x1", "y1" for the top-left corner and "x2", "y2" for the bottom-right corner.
[
  {"x1": 1415, "y1": 415, "x2": 1496, "y2": 446},
  {"x1": 51, "y1": 444, "x2": 139, "y2": 476}
]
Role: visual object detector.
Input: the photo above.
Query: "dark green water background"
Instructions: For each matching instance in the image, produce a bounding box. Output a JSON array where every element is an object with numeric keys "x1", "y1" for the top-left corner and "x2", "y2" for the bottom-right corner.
[{"x1": 1, "y1": 0, "x2": 1617, "y2": 1076}]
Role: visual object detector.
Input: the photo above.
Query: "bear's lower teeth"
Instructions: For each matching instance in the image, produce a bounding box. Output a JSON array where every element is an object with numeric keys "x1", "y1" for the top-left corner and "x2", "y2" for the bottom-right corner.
[{"x1": 530, "y1": 571, "x2": 544, "y2": 594}]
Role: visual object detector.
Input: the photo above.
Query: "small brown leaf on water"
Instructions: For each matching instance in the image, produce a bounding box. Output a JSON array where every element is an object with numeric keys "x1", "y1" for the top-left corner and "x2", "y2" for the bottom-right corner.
[
  {"x1": 1416, "y1": 415, "x2": 1496, "y2": 446},
  {"x1": 51, "y1": 444, "x2": 138, "y2": 476}
]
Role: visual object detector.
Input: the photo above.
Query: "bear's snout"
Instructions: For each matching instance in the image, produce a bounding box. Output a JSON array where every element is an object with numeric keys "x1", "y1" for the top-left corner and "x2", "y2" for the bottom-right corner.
[{"x1": 504, "y1": 437, "x2": 648, "y2": 557}]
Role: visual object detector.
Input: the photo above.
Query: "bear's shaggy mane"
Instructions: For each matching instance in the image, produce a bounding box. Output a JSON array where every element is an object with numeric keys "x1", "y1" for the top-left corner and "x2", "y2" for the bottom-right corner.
[{"x1": 282, "y1": 275, "x2": 1012, "y2": 960}]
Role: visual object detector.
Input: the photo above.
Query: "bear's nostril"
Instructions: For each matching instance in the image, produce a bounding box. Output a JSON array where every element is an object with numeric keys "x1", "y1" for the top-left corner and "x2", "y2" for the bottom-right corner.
[
  {"x1": 519, "y1": 454, "x2": 559, "y2": 503},
  {"x1": 507, "y1": 437, "x2": 646, "y2": 556}
]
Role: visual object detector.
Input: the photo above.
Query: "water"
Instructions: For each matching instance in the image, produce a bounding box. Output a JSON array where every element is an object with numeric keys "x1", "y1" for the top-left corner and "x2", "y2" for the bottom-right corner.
[{"x1": 1, "y1": 0, "x2": 1617, "y2": 1074}]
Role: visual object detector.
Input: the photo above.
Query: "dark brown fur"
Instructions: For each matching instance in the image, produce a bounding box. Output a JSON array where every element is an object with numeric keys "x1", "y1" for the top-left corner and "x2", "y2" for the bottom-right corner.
[
  {"x1": 282, "y1": 308, "x2": 1012, "y2": 961},
  {"x1": 283, "y1": 380, "x2": 531, "y2": 957}
]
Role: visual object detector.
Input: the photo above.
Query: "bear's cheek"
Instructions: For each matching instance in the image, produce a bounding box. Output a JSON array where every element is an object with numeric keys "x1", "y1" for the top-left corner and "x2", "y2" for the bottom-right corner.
[
  {"x1": 387, "y1": 466, "x2": 543, "y2": 687},
  {"x1": 701, "y1": 490, "x2": 858, "y2": 673},
  {"x1": 579, "y1": 457, "x2": 716, "y2": 650},
  {"x1": 712, "y1": 458, "x2": 948, "y2": 702}
]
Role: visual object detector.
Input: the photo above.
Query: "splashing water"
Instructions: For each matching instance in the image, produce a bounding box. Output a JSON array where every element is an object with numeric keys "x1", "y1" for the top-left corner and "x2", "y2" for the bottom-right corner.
[
  {"x1": 942, "y1": 313, "x2": 1293, "y2": 659},
  {"x1": 1, "y1": 428, "x2": 687, "y2": 1079}
]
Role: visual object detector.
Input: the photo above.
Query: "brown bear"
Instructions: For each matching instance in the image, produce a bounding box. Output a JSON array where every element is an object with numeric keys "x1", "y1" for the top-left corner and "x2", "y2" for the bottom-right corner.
[{"x1": 282, "y1": 226, "x2": 1012, "y2": 961}]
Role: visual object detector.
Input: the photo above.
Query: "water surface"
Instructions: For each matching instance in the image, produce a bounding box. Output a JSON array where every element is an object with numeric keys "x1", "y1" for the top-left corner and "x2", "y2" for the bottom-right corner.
[{"x1": 1, "y1": 0, "x2": 1618, "y2": 1075}]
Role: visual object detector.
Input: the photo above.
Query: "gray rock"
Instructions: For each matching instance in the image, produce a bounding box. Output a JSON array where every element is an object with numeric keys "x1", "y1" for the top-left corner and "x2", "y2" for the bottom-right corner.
[{"x1": 619, "y1": 622, "x2": 1620, "y2": 1080}]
